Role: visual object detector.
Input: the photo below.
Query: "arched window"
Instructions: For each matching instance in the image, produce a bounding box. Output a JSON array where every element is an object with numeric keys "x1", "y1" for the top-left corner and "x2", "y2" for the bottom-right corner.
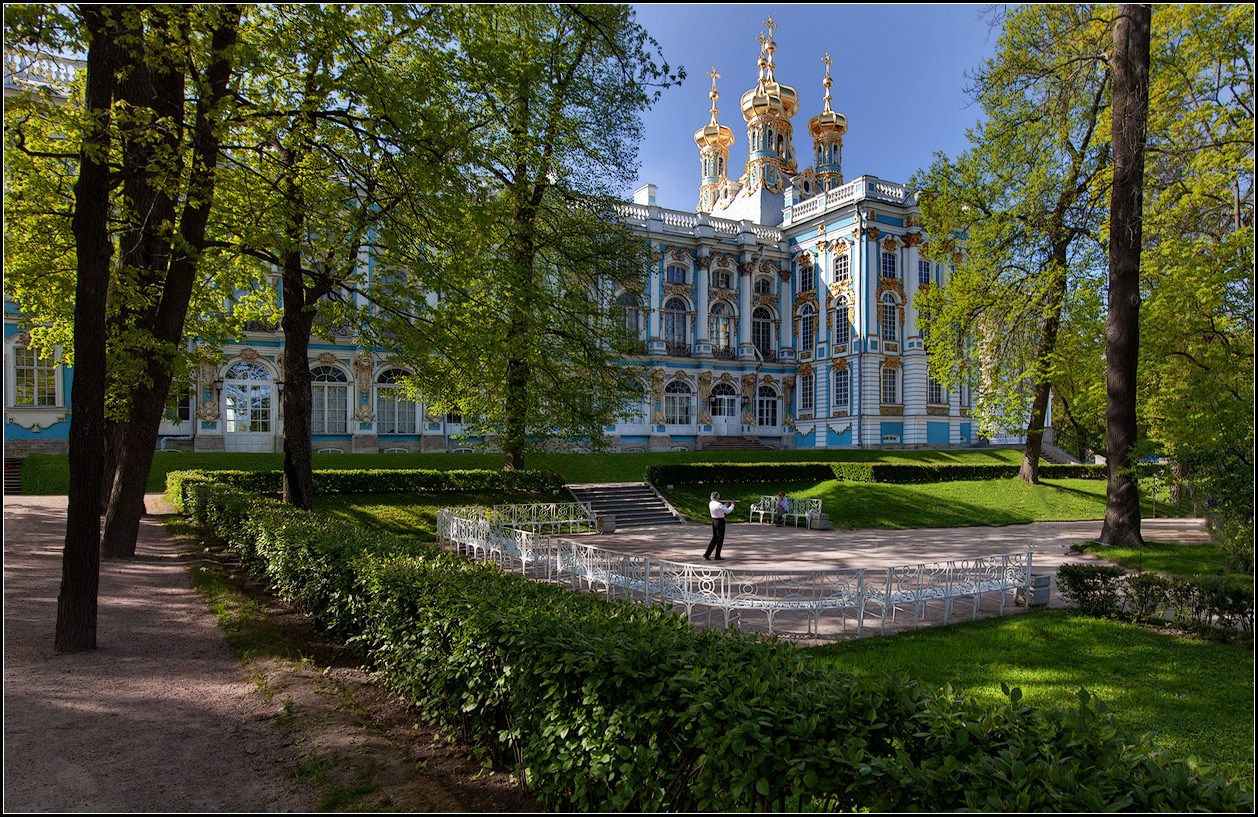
[
  {"x1": 752, "y1": 306, "x2": 774, "y2": 357},
  {"x1": 616, "y1": 291, "x2": 641, "y2": 337},
  {"x1": 375, "y1": 368, "x2": 418, "y2": 435},
  {"x1": 753, "y1": 276, "x2": 773, "y2": 295},
  {"x1": 223, "y1": 361, "x2": 273, "y2": 435},
  {"x1": 756, "y1": 384, "x2": 779, "y2": 427},
  {"x1": 833, "y1": 252, "x2": 850, "y2": 283},
  {"x1": 664, "y1": 380, "x2": 693, "y2": 425},
  {"x1": 833, "y1": 367, "x2": 850, "y2": 410},
  {"x1": 711, "y1": 265, "x2": 732, "y2": 289},
  {"x1": 665, "y1": 264, "x2": 687, "y2": 284},
  {"x1": 799, "y1": 303, "x2": 817, "y2": 355},
  {"x1": 663, "y1": 297, "x2": 689, "y2": 355},
  {"x1": 834, "y1": 300, "x2": 851, "y2": 346},
  {"x1": 621, "y1": 379, "x2": 649, "y2": 425},
  {"x1": 710, "y1": 382, "x2": 738, "y2": 419},
  {"x1": 311, "y1": 365, "x2": 349, "y2": 434},
  {"x1": 880, "y1": 294, "x2": 899, "y2": 343},
  {"x1": 708, "y1": 301, "x2": 733, "y2": 355}
]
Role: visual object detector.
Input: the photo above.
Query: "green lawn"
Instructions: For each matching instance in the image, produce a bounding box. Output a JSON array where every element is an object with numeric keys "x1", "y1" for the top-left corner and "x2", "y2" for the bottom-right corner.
[
  {"x1": 660, "y1": 476, "x2": 1187, "y2": 528},
  {"x1": 1079, "y1": 541, "x2": 1249, "y2": 581},
  {"x1": 805, "y1": 610, "x2": 1255, "y2": 786}
]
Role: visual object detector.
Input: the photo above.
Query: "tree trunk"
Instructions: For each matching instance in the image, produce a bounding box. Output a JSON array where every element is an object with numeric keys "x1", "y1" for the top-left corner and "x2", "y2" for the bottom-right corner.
[
  {"x1": 56, "y1": 5, "x2": 120, "y2": 653},
  {"x1": 100, "y1": 7, "x2": 241, "y2": 556},
  {"x1": 281, "y1": 255, "x2": 317, "y2": 510},
  {"x1": 1018, "y1": 263, "x2": 1069, "y2": 484},
  {"x1": 1099, "y1": 4, "x2": 1151, "y2": 547}
]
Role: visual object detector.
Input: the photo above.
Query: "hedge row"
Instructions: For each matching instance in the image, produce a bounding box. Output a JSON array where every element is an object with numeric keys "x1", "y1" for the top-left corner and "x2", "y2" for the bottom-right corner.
[
  {"x1": 646, "y1": 462, "x2": 1109, "y2": 485},
  {"x1": 178, "y1": 478, "x2": 1253, "y2": 812},
  {"x1": 166, "y1": 467, "x2": 565, "y2": 504},
  {"x1": 1056, "y1": 565, "x2": 1254, "y2": 634}
]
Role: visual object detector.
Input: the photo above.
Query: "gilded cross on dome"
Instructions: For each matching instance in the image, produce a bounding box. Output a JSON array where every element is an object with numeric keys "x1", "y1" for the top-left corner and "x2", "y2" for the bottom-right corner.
[{"x1": 762, "y1": 14, "x2": 777, "y2": 36}]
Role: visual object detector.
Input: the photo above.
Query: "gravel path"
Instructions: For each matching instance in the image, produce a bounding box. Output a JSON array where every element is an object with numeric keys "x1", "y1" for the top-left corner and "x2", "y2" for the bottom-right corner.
[{"x1": 3, "y1": 494, "x2": 316, "y2": 813}]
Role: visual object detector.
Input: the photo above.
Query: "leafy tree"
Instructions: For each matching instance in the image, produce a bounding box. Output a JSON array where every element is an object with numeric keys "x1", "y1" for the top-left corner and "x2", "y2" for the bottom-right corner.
[
  {"x1": 1138, "y1": 4, "x2": 1253, "y2": 567},
  {"x1": 1099, "y1": 4, "x2": 1152, "y2": 547},
  {"x1": 913, "y1": 4, "x2": 1113, "y2": 484},
  {"x1": 214, "y1": 4, "x2": 421, "y2": 509},
  {"x1": 370, "y1": 4, "x2": 681, "y2": 470}
]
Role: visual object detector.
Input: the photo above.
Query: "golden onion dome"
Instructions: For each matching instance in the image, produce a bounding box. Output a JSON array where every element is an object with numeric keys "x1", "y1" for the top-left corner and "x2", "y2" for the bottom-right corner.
[
  {"x1": 808, "y1": 53, "x2": 847, "y2": 138},
  {"x1": 695, "y1": 67, "x2": 735, "y2": 149},
  {"x1": 740, "y1": 21, "x2": 799, "y2": 120}
]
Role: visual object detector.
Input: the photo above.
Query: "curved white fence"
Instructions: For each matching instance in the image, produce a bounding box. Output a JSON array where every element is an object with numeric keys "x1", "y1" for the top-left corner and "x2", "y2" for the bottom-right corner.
[{"x1": 437, "y1": 504, "x2": 1034, "y2": 639}]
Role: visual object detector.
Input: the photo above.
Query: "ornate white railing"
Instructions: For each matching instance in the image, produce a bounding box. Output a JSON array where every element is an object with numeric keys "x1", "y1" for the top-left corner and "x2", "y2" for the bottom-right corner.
[
  {"x1": 3, "y1": 49, "x2": 84, "y2": 93},
  {"x1": 490, "y1": 502, "x2": 596, "y2": 534},
  {"x1": 438, "y1": 504, "x2": 1034, "y2": 640}
]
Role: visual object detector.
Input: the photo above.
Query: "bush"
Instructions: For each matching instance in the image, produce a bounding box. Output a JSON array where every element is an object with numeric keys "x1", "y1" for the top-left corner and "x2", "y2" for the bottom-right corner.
[
  {"x1": 1055, "y1": 565, "x2": 1126, "y2": 616},
  {"x1": 176, "y1": 473, "x2": 1252, "y2": 812}
]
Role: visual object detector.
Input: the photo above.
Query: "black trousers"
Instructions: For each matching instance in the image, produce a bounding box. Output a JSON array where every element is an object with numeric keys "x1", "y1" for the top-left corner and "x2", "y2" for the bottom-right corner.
[{"x1": 705, "y1": 517, "x2": 726, "y2": 558}]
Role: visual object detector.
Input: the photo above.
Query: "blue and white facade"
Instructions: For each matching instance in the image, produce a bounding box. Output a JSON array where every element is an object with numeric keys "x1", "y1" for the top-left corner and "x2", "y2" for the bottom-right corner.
[{"x1": 4, "y1": 22, "x2": 980, "y2": 458}]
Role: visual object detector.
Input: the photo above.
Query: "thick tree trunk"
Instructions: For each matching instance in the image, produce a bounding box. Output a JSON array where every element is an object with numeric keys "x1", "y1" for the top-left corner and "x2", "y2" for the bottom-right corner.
[
  {"x1": 281, "y1": 257, "x2": 317, "y2": 510},
  {"x1": 100, "y1": 8, "x2": 241, "y2": 556},
  {"x1": 1100, "y1": 4, "x2": 1151, "y2": 546},
  {"x1": 56, "y1": 5, "x2": 120, "y2": 653}
]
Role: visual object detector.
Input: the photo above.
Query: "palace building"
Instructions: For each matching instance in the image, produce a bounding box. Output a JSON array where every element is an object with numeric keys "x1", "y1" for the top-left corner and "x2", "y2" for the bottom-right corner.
[{"x1": 3, "y1": 19, "x2": 985, "y2": 458}]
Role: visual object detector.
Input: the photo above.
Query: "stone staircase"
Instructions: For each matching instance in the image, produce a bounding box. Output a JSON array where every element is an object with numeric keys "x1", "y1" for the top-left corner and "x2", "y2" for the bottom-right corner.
[
  {"x1": 701, "y1": 436, "x2": 773, "y2": 452},
  {"x1": 1040, "y1": 442, "x2": 1082, "y2": 465},
  {"x1": 4, "y1": 457, "x2": 23, "y2": 496},
  {"x1": 566, "y1": 483, "x2": 683, "y2": 529}
]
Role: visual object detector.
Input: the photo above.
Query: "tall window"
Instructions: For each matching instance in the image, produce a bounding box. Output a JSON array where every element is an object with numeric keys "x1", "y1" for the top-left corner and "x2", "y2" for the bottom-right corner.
[
  {"x1": 833, "y1": 252, "x2": 850, "y2": 283},
  {"x1": 311, "y1": 365, "x2": 349, "y2": 434},
  {"x1": 752, "y1": 306, "x2": 774, "y2": 356},
  {"x1": 665, "y1": 264, "x2": 687, "y2": 284},
  {"x1": 799, "y1": 372, "x2": 815, "y2": 415},
  {"x1": 834, "y1": 301, "x2": 850, "y2": 346},
  {"x1": 799, "y1": 266, "x2": 816, "y2": 293},
  {"x1": 616, "y1": 291, "x2": 641, "y2": 337},
  {"x1": 662, "y1": 297, "x2": 689, "y2": 354},
  {"x1": 756, "y1": 384, "x2": 779, "y2": 427},
  {"x1": 918, "y1": 258, "x2": 932, "y2": 286},
  {"x1": 799, "y1": 303, "x2": 816, "y2": 355},
  {"x1": 664, "y1": 380, "x2": 693, "y2": 425},
  {"x1": 375, "y1": 368, "x2": 418, "y2": 434},
  {"x1": 928, "y1": 377, "x2": 945, "y2": 405},
  {"x1": 12, "y1": 346, "x2": 57, "y2": 406},
  {"x1": 833, "y1": 367, "x2": 850, "y2": 410},
  {"x1": 880, "y1": 251, "x2": 897, "y2": 279},
  {"x1": 881, "y1": 368, "x2": 898, "y2": 404},
  {"x1": 621, "y1": 380, "x2": 649, "y2": 425},
  {"x1": 880, "y1": 295, "x2": 898, "y2": 343},
  {"x1": 708, "y1": 301, "x2": 733, "y2": 352}
]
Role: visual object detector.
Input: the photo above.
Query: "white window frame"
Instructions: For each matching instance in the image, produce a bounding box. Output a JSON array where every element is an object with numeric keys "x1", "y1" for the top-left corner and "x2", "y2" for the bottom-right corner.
[
  {"x1": 799, "y1": 303, "x2": 816, "y2": 356},
  {"x1": 375, "y1": 368, "x2": 419, "y2": 435},
  {"x1": 833, "y1": 367, "x2": 850, "y2": 411},
  {"x1": 880, "y1": 251, "x2": 897, "y2": 279},
  {"x1": 664, "y1": 380, "x2": 693, "y2": 425},
  {"x1": 881, "y1": 368, "x2": 899, "y2": 405},
  {"x1": 799, "y1": 372, "x2": 815, "y2": 415},
  {"x1": 311, "y1": 365, "x2": 350, "y2": 435},
  {"x1": 10, "y1": 344, "x2": 60, "y2": 407}
]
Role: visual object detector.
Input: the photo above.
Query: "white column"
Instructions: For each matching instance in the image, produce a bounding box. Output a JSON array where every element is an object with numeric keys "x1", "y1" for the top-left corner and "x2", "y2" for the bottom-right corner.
[
  {"x1": 647, "y1": 249, "x2": 662, "y2": 352},
  {"x1": 779, "y1": 260, "x2": 794, "y2": 359},
  {"x1": 738, "y1": 258, "x2": 754, "y2": 357},
  {"x1": 696, "y1": 255, "x2": 711, "y2": 356}
]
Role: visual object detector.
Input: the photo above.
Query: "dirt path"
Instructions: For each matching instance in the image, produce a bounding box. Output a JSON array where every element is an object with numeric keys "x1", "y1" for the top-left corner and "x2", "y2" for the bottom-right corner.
[{"x1": 2, "y1": 495, "x2": 539, "y2": 813}]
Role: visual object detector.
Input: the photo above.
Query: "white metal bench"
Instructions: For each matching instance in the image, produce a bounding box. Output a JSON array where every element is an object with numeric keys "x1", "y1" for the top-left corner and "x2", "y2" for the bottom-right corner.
[
  {"x1": 749, "y1": 495, "x2": 822, "y2": 528},
  {"x1": 863, "y1": 552, "x2": 1033, "y2": 633}
]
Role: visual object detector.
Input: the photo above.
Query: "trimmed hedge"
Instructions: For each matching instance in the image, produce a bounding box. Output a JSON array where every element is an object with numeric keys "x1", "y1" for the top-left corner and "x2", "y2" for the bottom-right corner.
[
  {"x1": 1056, "y1": 564, "x2": 1254, "y2": 635},
  {"x1": 646, "y1": 461, "x2": 1108, "y2": 486},
  {"x1": 166, "y1": 467, "x2": 565, "y2": 507},
  {"x1": 178, "y1": 476, "x2": 1253, "y2": 812}
]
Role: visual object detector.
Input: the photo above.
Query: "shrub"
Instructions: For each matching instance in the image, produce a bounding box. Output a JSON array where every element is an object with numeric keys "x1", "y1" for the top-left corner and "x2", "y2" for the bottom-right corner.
[
  {"x1": 1056, "y1": 565, "x2": 1126, "y2": 616},
  {"x1": 176, "y1": 474, "x2": 1252, "y2": 812}
]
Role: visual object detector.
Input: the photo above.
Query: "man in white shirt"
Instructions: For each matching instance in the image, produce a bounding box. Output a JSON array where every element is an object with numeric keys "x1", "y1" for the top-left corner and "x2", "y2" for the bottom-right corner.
[{"x1": 704, "y1": 491, "x2": 736, "y2": 561}]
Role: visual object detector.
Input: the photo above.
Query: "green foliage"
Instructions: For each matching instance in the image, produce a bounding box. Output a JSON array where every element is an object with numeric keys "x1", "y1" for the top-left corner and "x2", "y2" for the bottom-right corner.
[
  {"x1": 1057, "y1": 564, "x2": 1254, "y2": 635},
  {"x1": 176, "y1": 472, "x2": 1251, "y2": 811},
  {"x1": 647, "y1": 461, "x2": 1109, "y2": 486},
  {"x1": 165, "y1": 467, "x2": 564, "y2": 510},
  {"x1": 368, "y1": 4, "x2": 683, "y2": 466}
]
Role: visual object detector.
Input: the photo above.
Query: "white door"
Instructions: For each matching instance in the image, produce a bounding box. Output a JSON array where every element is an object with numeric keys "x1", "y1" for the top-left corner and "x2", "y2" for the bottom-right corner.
[
  {"x1": 222, "y1": 361, "x2": 275, "y2": 453},
  {"x1": 711, "y1": 384, "x2": 739, "y2": 436}
]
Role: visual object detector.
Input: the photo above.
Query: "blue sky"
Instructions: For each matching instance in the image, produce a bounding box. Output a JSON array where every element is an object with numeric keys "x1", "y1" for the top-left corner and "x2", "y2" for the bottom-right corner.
[{"x1": 628, "y1": 4, "x2": 1002, "y2": 212}]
